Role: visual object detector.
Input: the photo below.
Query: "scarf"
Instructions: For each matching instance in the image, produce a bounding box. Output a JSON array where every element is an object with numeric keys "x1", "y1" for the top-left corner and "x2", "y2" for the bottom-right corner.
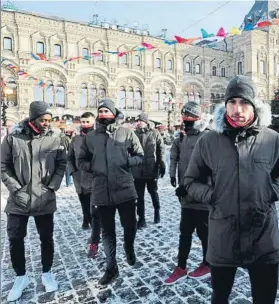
[{"x1": 225, "y1": 113, "x2": 255, "y2": 129}]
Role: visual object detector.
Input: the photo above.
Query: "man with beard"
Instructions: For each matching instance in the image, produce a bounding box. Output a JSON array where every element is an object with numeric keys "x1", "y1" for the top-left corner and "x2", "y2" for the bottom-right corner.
[
  {"x1": 132, "y1": 113, "x2": 165, "y2": 228},
  {"x1": 1, "y1": 101, "x2": 67, "y2": 302},
  {"x1": 184, "y1": 76, "x2": 279, "y2": 303},
  {"x1": 67, "y1": 112, "x2": 101, "y2": 258},
  {"x1": 78, "y1": 99, "x2": 144, "y2": 285},
  {"x1": 165, "y1": 102, "x2": 210, "y2": 285}
]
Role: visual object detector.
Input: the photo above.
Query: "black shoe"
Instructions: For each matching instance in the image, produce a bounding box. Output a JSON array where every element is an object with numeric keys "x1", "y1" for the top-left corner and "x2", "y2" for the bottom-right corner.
[
  {"x1": 123, "y1": 244, "x2": 136, "y2": 266},
  {"x1": 98, "y1": 266, "x2": 119, "y2": 285},
  {"x1": 137, "y1": 218, "x2": 147, "y2": 229},
  {"x1": 82, "y1": 218, "x2": 90, "y2": 230},
  {"x1": 154, "y1": 209, "x2": 160, "y2": 224}
]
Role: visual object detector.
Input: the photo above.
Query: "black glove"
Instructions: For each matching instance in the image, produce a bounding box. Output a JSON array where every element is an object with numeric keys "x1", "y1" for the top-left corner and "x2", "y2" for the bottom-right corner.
[
  {"x1": 170, "y1": 177, "x2": 176, "y2": 187},
  {"x1": 159, "y1": 165, "x2": 166, "y2": 178},
  {"x1": 175, "y1": 186, "x2": 187, "y2": 198}
]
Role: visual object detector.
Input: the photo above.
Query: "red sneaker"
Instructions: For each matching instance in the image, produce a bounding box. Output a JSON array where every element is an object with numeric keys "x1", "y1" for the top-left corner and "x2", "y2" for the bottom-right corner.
[
  {"x1": 164, "y1": 267, "x2": 188, "y2": 285},
  {"x1": 188, "y1": 263, "x2": 210, "y2": 279},
  {"x1": 88, "y1": 243, "x2": 98, "y2": 258}
]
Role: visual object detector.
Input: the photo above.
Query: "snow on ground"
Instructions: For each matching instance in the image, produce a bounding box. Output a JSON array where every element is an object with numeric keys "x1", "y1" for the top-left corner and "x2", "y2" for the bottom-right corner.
[{"x1": 1, "y1": 176, "x2": 276, "y2": 303}]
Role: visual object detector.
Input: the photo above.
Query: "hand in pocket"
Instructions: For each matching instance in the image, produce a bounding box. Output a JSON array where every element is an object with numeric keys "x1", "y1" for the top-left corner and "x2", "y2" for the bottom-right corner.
[{"x1": 15, "y1": 186, "x2": 30, "y2": 207}]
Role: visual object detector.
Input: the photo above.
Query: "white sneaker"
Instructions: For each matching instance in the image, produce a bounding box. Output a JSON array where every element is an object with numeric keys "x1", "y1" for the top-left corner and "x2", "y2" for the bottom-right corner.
[
  {"x1": 42, "y1": 272, "x2": 58, "y2": 292},
  {"x1": 7, "y1": 274, "x2": 29, "y2": 302}
]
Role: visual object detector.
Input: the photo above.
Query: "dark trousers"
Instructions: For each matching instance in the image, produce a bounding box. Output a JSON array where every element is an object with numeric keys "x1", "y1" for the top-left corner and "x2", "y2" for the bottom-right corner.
[
  {"x1": 211, "y1": 263, "x2": 279, "y2": 304},
  {"x1": 7, "y1": 213, "x2": 54, "y2": 276},
  {"x1": 90, "y1": 204, "x2": 101, "y2": 244},
  {"x1": 178, "y1": 208, "x2": 209, "y2": 269},
  {"x1": 134, "y1": 179, "x2": 160, "y2": 220},
  {"x1": 98, "y1": 200, "x2": 137, "y2": 270},
  {"x1": 65, "y1": 166, "x2": 72, "y2": 186},
  {"x1": 78, "y1": 193, "x2": 91, "y2": 221}
]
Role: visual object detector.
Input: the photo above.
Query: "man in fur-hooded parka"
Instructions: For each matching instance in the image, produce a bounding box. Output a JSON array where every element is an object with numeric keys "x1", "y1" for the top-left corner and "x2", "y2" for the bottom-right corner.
[{"x1": 184, "y1": 76, "x2": 279, "y2": 304}]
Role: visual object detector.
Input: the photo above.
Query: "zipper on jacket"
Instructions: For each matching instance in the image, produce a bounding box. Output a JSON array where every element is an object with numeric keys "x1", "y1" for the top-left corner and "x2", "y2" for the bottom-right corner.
[
  {"x1": 27, "y1": 140, "x2": 33, "y2": 213},
  {"x1": 235, "y1": 135, "x2": 242, "y2": 264}
]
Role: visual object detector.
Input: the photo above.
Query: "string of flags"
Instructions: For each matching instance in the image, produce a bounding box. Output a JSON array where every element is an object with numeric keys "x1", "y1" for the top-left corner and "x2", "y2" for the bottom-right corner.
[{"x1": 1, "y1": 17, "x2": 279, "y2": 89}]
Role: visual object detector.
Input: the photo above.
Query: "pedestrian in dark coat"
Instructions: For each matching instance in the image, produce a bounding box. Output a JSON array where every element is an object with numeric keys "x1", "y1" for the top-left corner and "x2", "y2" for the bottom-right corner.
[
  {"x1": 78, "y1": 99, "x2": 144, "y2": 285},
  {"x1": 132, "y1": 112, "x2": 165, "y2": 228},
  {"x1": 67, "y1": 112, "x2": 101, "y2": 258},
  {"x1": 1, "y1": 101, "x2": 67, "y2": 302},
  {"x1": 165, "y1": 102, "x2": 211, "y2": 285},
  {"x1": 184, "y1": 76, "x2": 279, "y2": 304}
]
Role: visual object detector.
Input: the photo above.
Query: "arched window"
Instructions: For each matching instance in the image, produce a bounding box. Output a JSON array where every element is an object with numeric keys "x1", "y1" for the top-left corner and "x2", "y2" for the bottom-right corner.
[
  {"x1": 195, "y1": 64, "x2": 201, "y2": 74},
  {"x1": 89, "y1": 85, "x2": 97, "y2": 108},
  {"x1": 134, "y1": 55, "x2": 141, "y2": 66},
  {"x1": 167, "y1": 60, "x2": 173, "y2": 71},
  {"x1": 45, "y1": 81, "x2": 54, "y2": 107},
  {"x1": 160, "y1": 90, "x2": 167, "y2": 110},
  {"x1": 4, "y1": 77, "x2": 17, "y2": 106},
  {"x1": 56, "y1": 82, "x2": 65, "y2": 108},
  {"x1": 82, "y1": 48, "x2": 89, "y2": 57},
  {"x1": 122, "y1": 54, "x2": 128, "y2": 65},
  {"x1": 127, "y1": 87, "x2": 134, "y2": 109},
  {"x1": 98, "y1": 85, "x2": 106, "y2": 101},
  {"x1": 212, "y1": 66, "x2": 217, "y2": 76},
  {"x1": 97, "y1": 50, "x2": 103, "y2": 62},
  {"x1": 36, "y1": 42, "x2": 45, "y2": 54},
  {"x1": 118, "y1": 87, "x2": 126, "y2": 109},
  {"x1": 54, "y1": 44, "x2": 62, "y2": 57},
  {"x1": 153, "y1": 89, "x2": 160, "y2": 110},
  {"x1": 237, "y1": 62, "x2": 243, "y2": 75},
  {"x1": 134, "y1": 88, "x2": 142, "y2": 110},
  {"x1": 3, "y1": 37, "x2": 12, "y2": 50},
  {"x1": 221, "y1": 67, "x2": 226, "y2": 77},
  {"x1": 156, "y1": 58, "x2": 161, "y2": 69},
  {"x1": 185, "y1": 62, "x2": 191, "y2": 73},
  {"x1": 79, "y1": 83, "x2": 88, "y2": 109}
]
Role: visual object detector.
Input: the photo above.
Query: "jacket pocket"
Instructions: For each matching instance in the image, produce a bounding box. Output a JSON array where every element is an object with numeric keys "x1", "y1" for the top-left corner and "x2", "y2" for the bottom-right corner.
[
  {"x1": 208, "y1": 213, "x2": 237, "y2": 261},
  {"x1": 80, "y1": 171, "x2": 94, "y2": 193},
  {"x1": 14, "y1": 185, "x2": 30, "y2": 208}
]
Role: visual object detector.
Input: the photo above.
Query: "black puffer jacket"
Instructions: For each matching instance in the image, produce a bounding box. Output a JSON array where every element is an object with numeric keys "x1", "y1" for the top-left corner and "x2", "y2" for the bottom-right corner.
[
  {"x1": 170, "y1": 116, "x2": 210, "y2": 210},
  {"x1": 78, "y1": 122, "x2": 144, "y2": 206},
  {"x1": 184, "y1": 103, "x2": 279, "y2": 267},
  {"x1": 1, "y1": 119, "x2": 67, "y2": 216},
  {"x1": 68, "y1": 134, "x2": 93, "y2": 194},
  {"x1": 132, "y1": 127, "x2": 165, "y2": 180}
]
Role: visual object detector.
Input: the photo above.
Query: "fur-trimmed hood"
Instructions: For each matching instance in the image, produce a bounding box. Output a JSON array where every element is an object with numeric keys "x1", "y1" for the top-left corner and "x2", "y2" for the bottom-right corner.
[
  {"x1": 213, "y1": 101, "x2": 272, "y2": 134},
  {"x1": 193, "y1": 112, "x2": 212, "y2": 132},
  {"x1": 10, "y1": 118, "x2": 62, "y2": 137}
]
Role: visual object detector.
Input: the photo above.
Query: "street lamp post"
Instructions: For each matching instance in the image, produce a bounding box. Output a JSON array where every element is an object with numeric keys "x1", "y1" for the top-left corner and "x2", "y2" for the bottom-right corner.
[{"x1": 164, "y1": 97, "x2": 175, "y2": 132}]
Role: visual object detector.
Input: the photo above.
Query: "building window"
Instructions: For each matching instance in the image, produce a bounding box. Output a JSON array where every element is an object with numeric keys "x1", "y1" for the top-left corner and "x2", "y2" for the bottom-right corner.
[
  {"x1": 134, "y1": 55, "x2": 140, "y2": 66},
  {"x1": 122, "y1": 54, "x2": 128, "y2": 65},
  {"x1": 212, "y1": 66, "x2": 217, "y2": 76},
  {"x1": 221, "y1": 67, "x2": 226, "y2": 77},
  {"x1": 3, "y1": 37, "x2": 12, "y2": 50},
  {"x1": 82, "y1": 48, "x2": 89, "y2": 57},
  {"x1": 36, "y1": 42, "x2": 45, "y2": 54},
  {"x1": 167, "y1": 60, "x2": 173, "y2": 71},
  {"x1": 260, "y1": 60, "x2": 265, "y2": 74},
  {"x1": 156, "y1": 58, "x2": 161, "y2": 69},
  {"x1": 185, "y1": 62, "x2": 191, "y2": 73},
  {"x1": 277, "y1": 64, "x2": 279, "y2": 76},
  {"x1": 237, "y1": 62, "x2": 243, "y2": 75},
  {"x1": 97, "y1": 50, "x2": 103, "y2": 62},
  {"x1": 195, "y1": 64, "x2": 201, "y2": 74},
  {"x1": 54, "y1": 44, "x2": 61, "y2": 57}
]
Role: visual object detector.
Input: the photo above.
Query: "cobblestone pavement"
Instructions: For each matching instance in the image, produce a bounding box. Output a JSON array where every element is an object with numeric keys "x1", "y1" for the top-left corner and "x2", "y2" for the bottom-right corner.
[{"x1": 1, "y1": 177, "x2": 278, "y2": 304}]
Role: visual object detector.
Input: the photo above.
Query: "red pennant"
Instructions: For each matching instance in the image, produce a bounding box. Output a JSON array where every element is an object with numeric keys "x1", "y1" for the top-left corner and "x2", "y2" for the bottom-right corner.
[
  {"x1": 174, "y1": 35, "x2": 188, "y2": 43},
  {"x1": 257, "y1": 20, "x2": 272, "y2": 28},
  {"x1": 216, "y1": 27, "x2": 226, "y2": 37},
  {"x1": 141, "y1": 42, "x2": 156, "y2": 49}
]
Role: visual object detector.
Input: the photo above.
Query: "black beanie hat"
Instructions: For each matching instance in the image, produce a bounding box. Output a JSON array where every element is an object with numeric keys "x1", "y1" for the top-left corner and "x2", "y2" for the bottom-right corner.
[
  {"x1": 98, "y1": 99, "x2": 117, "y2": 116},
  {"x1": 224, "y1": 75, "x2": 256, "y2": 107},
  {"x1": 181, "y1": 101, "x2": 201, "y2": 118},
  {"x1": 137, "y1": 112, "x2": 149, "y2": 124},
  {"x1": 29, "y1": 101, "x2": 52, "y2": 121}
]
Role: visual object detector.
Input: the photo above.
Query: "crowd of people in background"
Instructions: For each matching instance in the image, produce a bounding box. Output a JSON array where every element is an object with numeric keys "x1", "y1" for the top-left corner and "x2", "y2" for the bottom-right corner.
[{"x1": 2, "y1": 75, "x2": 279, "y2": 304}]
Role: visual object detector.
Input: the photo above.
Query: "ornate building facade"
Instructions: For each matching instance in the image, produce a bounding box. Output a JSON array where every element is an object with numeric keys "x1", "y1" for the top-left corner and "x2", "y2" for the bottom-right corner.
[{"x1": 1, "y1": 2, "x2": 279, "y2": 127}]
